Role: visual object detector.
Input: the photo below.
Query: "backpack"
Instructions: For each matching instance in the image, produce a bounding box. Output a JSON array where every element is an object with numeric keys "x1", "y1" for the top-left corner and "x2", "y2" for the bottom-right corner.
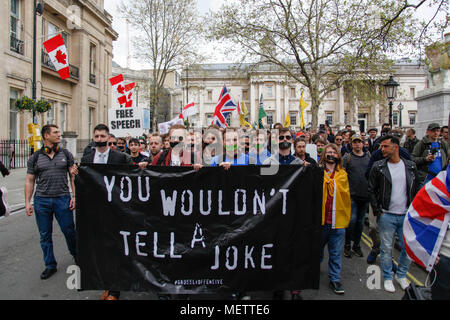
[{"x1": 31, "y1": 148, "x2": 73, "y2": 174}]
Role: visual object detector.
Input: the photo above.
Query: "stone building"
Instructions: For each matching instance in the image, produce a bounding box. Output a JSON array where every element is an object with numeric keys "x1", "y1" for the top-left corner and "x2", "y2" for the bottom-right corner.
[
  {"x1": 1, "y1": 0, "x2": 117, "y2": 141},
  {"x1": 181, "y1": 60, "x2": 427, "y2": 133}
]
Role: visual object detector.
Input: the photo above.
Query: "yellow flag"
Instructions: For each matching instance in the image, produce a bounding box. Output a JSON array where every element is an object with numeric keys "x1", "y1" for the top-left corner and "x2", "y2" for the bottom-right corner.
[
  {"x1": 240, "y1": 114, "x2": 252, "y2": 128},
  {"x1": 241, "y1": 101, "x2": 249, "y2": 115},
  {"x1": 283, "y1": 113, "x2": 291, "y2": 127},
  {"x1": 299, "y1": 90, "x2": 309, "y2": 129}
]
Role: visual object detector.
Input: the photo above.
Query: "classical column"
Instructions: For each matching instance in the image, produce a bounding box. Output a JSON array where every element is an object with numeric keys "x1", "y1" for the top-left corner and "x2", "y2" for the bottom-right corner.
[
  {"x1": 337, "y1": 87, "x2": 345, "y2": 129},
  {"x1": 250, "y1": 82, "x2": 257, "y2": 123},
  {"x1": 284, "y1": 84, "x2": 289, "y2": 125},
  {"x1": 276, "y1": 82, "x2": 282, "y2": 123},
  {"x1": 199, "y1": 86, "x2": 204, "y2": 127}
]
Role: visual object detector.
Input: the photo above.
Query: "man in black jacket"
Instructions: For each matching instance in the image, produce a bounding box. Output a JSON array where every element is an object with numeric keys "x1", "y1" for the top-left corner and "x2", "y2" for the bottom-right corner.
[
  {"x1": 368, "y1": 135, "x2": 420, "y2": 293},
  {"x1": 75, "y1": 124, "x2": 132, "y2": 300},
  {"x1": 0, "y1": 160, "x2": 10, "y2": 217}
]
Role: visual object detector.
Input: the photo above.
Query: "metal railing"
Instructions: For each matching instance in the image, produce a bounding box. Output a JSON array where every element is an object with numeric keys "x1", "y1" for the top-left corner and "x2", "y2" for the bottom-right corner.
[
  {"x1": 0, "y1": 140, "x2": 31, "y2": 169},
  {"x1": 10, "y1": 35, "x2": 24, "y2": 55},
  {"x1": 41, "y1": 50, "x2": 79, "y2": 80}
]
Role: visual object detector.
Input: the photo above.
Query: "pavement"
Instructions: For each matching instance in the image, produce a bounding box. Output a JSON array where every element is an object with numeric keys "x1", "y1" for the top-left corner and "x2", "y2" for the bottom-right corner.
[
  {"x1": 0, "y1": 167, "x2": 429, "y2": 300},
  {"x1": 1, "y1": 168, "x2": 27, "y2": 216}
]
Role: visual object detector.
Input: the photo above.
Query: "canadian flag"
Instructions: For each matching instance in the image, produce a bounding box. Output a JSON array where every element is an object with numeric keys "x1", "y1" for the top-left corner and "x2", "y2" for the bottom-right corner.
[
  {"x1": 43, "y1": 34, "x2": 70, "y2": 80},
  {"x1": 109, "y1": 75, "x2": 135, "y2": 108},
  {"x1": 179, "y1": 102, "x2": 196, "y2": 119}
]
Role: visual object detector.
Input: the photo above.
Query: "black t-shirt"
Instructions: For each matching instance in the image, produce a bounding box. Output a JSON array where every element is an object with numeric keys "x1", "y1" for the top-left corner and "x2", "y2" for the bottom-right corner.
[{"x1": 131, "y1": 153, "x2": 150, "y2": 165}]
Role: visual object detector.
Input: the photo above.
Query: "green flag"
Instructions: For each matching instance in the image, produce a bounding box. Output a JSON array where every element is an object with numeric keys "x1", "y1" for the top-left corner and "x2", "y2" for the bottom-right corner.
[{"x1": 258, "y1": 94, "x2": 266, "y2": 129}]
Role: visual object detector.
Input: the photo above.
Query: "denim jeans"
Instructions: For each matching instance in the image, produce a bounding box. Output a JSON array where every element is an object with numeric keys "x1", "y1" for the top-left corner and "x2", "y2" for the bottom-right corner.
[
  {"x1": 345, "y1": 198, "x2": 369, "y2": 248},
  {"x1": 34, "y1": 195, "x2": 77, "y2": 269},
  {"x1": 321, "y1": 224, "x2": 345, "y2": 282},
  {"x1": 378, "y1": 212, "x2": 411, "y2": 280}
]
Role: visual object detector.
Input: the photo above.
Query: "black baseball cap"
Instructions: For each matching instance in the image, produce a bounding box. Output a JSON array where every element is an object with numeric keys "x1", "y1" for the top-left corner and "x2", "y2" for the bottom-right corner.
[{"x1": 427, "y1": 123, "x2": 440, "y2": 131}]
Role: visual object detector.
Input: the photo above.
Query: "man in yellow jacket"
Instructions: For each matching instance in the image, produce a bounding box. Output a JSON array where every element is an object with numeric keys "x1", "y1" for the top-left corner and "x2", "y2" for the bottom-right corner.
[{"x1": 319, "y1": 143, "x2": 351, "y2": 295}]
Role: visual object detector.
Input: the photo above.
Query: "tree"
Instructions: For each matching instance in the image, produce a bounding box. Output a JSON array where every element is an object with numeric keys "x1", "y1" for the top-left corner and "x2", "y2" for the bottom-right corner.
[
  {"x1": 119, "y1": 0, "x2": 203, "y2": 131},
  {"x1": 208, "y1": 0, "x2": 441, "y2": 129}
]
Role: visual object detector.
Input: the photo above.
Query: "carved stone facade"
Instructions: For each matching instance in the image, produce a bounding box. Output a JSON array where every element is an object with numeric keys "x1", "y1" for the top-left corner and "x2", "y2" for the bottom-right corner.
[
  {"x1": 1, "y1": 0, "x2": 117, "y2": 140},
  {"x1": 181, "y1": 61, "x2": 427, "y2": 132}
]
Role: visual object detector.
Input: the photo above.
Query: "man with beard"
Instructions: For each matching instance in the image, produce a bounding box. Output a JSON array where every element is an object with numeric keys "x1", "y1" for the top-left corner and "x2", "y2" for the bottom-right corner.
[
  {"x1": 263, "y1": 128, "x2": 303, "y2": 166},
  {"x1": 248, "y1": 129, "x2": 271, "y2": 165}
]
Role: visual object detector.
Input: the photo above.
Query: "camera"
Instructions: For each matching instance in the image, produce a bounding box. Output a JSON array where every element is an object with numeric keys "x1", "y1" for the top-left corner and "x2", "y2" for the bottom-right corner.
[{"x1": 429, "y1": 147, "x2": 438, "y2": 155}]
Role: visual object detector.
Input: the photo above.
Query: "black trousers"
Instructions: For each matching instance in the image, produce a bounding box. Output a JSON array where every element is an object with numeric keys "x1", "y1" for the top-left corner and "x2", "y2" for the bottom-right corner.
[{"x1": 432, "y1": 254, "x2": 450, "y2": 300}]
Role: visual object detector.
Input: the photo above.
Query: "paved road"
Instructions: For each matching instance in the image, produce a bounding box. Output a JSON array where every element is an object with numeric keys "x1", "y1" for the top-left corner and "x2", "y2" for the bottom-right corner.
[{"x1": 0, "y1": 168, "x2": 428, "y2": 300}]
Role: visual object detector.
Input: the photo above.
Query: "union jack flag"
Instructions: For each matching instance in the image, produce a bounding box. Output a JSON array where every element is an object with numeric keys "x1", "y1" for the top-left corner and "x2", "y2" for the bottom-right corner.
[
  {"x1": 211, "y1": 85, "x2": 237, "y2": 128},
  {"x1": 403, "y1": 166, "x2": 450, "y2": 271}
]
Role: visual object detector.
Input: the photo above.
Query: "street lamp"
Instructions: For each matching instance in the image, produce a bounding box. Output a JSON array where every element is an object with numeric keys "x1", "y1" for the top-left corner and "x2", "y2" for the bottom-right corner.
[
  {"x1": 32, "y1": 0, "x2": 44, "y2": 124},
  {"x1": 397, "y1": 103, "x2": 404, "y2": 128},
  {"x1": 383, "y1": 75, "x2": 400, "y2": 127}
]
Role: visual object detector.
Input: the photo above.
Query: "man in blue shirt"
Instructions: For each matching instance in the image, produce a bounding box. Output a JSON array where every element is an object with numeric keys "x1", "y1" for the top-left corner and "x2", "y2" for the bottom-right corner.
[
  {"x1": 210, "y1": 128, "x2": 251, "y2": 167},
  {"x1": 248, "y1": 129, "x2": 271, "y2": 165}
]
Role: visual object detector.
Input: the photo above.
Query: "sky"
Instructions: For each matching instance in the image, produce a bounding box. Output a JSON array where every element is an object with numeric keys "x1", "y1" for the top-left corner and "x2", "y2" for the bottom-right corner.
[
  {"x1": 104, "y1": 0, "x2": 448, "y2": 70},
  {"x1": 104, "y1": 0, "x2": 225, "y2": 69}
]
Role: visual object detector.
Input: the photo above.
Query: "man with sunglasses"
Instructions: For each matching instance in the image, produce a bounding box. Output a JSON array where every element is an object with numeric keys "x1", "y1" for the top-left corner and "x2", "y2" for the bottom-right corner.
[
  {"x1": 263, "y1": 128, "x2": 303, "y2": 166},
  {"x1": 108, "y1": 134, "x2": 118, "y2": 151}
]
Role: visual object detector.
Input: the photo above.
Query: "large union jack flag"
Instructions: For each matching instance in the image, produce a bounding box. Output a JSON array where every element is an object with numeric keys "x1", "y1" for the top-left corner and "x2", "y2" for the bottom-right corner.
[
  {"x1": 403, "y1": 166, "x2": 450, "y2": 271},
  {"x1": 211, "y1": 85, "x2": 237, "y2": 128}
]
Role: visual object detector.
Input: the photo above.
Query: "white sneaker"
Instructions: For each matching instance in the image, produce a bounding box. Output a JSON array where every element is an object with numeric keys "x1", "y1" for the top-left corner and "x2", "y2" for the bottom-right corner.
[
  {"x1": 384, "y1": 280, "x2": 395, "y2": 293},
  {"x1": 395, "y1": 276, "x2": 410, "y2": 290}
]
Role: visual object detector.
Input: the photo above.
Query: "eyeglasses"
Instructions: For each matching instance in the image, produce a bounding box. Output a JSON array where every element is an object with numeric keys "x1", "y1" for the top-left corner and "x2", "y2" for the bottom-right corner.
[
  {"x1": 279, "y1": 135, "x2": 292, "y2": 140},
  {"x1": 108, "y1": 142, "x2": 117, "y2": 146},
  {"x1": 335, "y1": 138, "x2": 342, "y2": 141}
]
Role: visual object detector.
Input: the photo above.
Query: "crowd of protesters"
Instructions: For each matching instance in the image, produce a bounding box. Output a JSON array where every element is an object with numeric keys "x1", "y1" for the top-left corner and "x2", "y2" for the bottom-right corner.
[{"x1": 21, "y1": 119, "x2": 450, "y2": 301}]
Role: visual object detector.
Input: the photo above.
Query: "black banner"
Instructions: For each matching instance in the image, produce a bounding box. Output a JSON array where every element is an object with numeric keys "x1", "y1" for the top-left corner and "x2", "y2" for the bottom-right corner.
[{"x1": 76, "y1": 164, "x2": 323, "y2": 293}]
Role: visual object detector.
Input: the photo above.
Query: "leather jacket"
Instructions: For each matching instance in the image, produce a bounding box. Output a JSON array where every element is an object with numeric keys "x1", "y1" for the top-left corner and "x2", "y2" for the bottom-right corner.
[{"x1": 368, "y1": 157, "x2": 421, "y2": 216}]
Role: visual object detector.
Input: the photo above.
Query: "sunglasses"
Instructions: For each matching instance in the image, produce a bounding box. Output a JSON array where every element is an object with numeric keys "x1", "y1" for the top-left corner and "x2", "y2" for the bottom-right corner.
[
  {"x1": 108, "y1": 142, "x2": 117, "y2": 146},
  {"x1": 170, "y1": 136, "x2": 184, "y2": 141},
  {"x1": 335, "y1": 138, "x2": 342, "y2": 141},
  {"x1": 279, "y1": 135, "x2": 292, "y2": 140}
]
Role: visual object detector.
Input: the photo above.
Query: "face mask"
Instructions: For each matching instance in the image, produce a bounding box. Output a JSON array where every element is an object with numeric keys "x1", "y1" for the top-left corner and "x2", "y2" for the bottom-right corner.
[
  {"x1": 225, "y1": 144, "x2": 238, "y2": 152},
  {"x1": 256, "y1": 144, "x2": 265, "y2": 150},
  {"x1": 279, "y1": 142, "x2": 291, "y2": 150},
  {"x1": 170, "y1": 141, "x2": 182, "y2": 149},
  {"x1": 326, "y1": 155, "x2": 339, "y2": 163},
  {"x1": 95, "y1": 141, "x2": 108, "y2": 147},
  {"x1": 317, "y1": 148, "x2": 323, "y2": 154}
]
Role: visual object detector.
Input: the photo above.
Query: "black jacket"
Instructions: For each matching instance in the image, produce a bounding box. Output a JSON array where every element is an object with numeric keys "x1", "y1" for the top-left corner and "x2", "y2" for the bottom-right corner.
[
  {"x1": 81, "y1": 149, "x2": 133, "y2": 165},
  {"x1": 0, "y1": 160, "x2": 9, "y2": 177},
  {"x1": 368, "y1": 157, "x2": 420, "y2": 216}
]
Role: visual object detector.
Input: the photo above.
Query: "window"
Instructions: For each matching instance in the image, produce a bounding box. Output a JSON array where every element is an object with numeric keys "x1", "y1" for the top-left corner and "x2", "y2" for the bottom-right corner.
[
  {"x1": 10, "y1": 0, "x2": 23, "y2": 54},
  {"x1": 242, "y1": 90, "x2": 249, "y2": 100},
  {"x1": 89, "y1": 43, "x2": 96, "y2": 84},
  {"x1": 290, "y1": 88, "x2": 296, "y2": 98},
  {"x1": 290, "y1": 113, "x2": 297, "y2": 125},
  {"x1": 267, "y1": 113, "x2": 273, "y2": 126},
  {"x1": 307, "y1": 112, "x2": 312, "y2": 126},
  {"x1": 174, "y1": 72, "x2": 180, "y2": 87},
  {"x1": 206, "y1": 113, "x2": 213, "y2": 126},
  {"x1": 393, "y1": 111, "x2": 399, "y2": 126},
  {"x1": 226, "y1": 113, "x2": 231, "y2": 126},
  {"x1": 410, "y1": 88, "x2": 415, "y2": 100},
  {"x1": 60, "y1": 103, "x2": 67, "y2": 132},
  {"x1": 266, "y1": 86, "x2": 273, "y2": 98},
  {"x1": 9, "y1": 88, "x2": 20, "y2": 140},
  {"x1": 344, "y1": 113, "x2": 348, "y2": 125},
  {"x1": 207, "y1": 90, "x2": 212, "y2": 101},
  {"x1": 326, "y1": 112, "x2": 333, "y2": 126},
  {"x1": 89, "y1": 108, "x2": 95, "y2": 139},
  {"x1": 409, "y1": 112, "x2": 416, "y2": 125},
  {"x1": 47, "y1": 101, "x2": 56, "y2": 124}
]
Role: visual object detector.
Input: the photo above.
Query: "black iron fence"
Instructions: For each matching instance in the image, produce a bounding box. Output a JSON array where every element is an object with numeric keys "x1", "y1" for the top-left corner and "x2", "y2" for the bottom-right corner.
[{"x1": 0, "y1": 140, "x2": 31, "y2": 169}]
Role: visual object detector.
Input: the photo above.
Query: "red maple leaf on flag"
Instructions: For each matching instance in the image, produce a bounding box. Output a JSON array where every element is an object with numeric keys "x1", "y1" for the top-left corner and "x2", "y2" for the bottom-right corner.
[
  {"x1": 55, "y1": 50, "x2": 67, "y2": 64},
  {"x1": 117, "y1": 85, "x2": 125, "y2": 94}
]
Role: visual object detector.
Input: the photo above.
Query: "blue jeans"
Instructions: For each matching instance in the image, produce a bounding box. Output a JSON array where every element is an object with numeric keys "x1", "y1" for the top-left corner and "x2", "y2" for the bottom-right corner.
[
  {"x1": 321, "y1": 225, "x2": 345, "y2": 282},
  {"x1": 378, "y1": 212, "x2": 411, "y2": 280},
  {"x1": 345, "y1": 198, "x2": 369, "y2": 248},
  {"x1": 34, "y1": 195, "x2": 77, "y2": 269}
]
